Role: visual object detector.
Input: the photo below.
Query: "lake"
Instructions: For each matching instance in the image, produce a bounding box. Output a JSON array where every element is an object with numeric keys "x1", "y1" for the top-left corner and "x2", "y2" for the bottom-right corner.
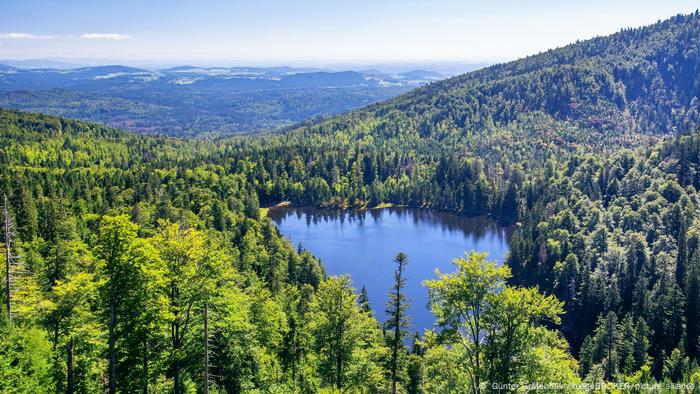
[{"x1": 268, "y1": 206, "x2": 512, "y2": 334}]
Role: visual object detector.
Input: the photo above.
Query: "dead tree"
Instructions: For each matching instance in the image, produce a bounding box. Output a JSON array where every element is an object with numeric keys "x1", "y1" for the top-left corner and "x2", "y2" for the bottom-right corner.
[
  {"x1": 203, "y1": 301, "x2": 210, "y2": 394},
  {"x1": 3, "y1": 193, "x2": 16, "y2": 320}
]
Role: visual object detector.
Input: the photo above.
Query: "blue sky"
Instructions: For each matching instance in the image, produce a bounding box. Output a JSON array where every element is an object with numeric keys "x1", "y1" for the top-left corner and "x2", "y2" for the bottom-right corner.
[{"x1": 1, "y1": 0, "x2": 698, "y2": 66}]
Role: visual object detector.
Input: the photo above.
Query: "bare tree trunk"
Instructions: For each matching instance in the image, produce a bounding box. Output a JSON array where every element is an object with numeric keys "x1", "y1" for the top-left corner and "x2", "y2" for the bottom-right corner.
[
  {"x1": 108, "y1": 295, "x2": 116, "y2": 394},
  {"x1": 3, "y1": 194, "x2": 11, "y2": 319},
  {"x1": 203, "y1": 302, "x2": 209, "y2": 394},
  {"x1": 336, "y1": 349, "x2": 342, "y2": 390},
  {"x1": 173, "y1": 346, "x2": 181, "y2": 394},
  {"x1": 173, "y1": 318, "x2": 182, "y2": 394},
  {"x1": 143, "y1": 337, "x2": 148, "y2": 394},
  {"x1": 67, "y1": 337, "x2": 74, "y2": 394},
  {"x1": 391, "y1": 294, "x2": 401, "y2": 394}
]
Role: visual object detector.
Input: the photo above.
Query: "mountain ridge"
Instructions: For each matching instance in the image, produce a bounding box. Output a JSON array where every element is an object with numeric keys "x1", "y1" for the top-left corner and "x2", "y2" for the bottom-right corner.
[{"x1": 289, "y1": 11, "x2": 699, "y2": 146}]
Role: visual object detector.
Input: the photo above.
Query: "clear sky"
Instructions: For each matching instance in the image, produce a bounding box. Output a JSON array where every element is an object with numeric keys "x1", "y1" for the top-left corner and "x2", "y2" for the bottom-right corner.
[{"x1": 1, "y1": 0, "x2": 698, "y2": 66}]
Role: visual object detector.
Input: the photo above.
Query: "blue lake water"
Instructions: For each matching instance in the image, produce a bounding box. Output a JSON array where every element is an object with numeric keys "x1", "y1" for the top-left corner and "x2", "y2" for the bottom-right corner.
[{"x1": 268, "y1": 206, "x2": 512, "y2": 334}]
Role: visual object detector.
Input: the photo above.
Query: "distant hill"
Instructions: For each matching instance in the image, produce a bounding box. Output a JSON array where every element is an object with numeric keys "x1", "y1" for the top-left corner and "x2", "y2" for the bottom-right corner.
[
  {"x1": 0, "y1": 64, "x2": 457, "y2": 135},
  {"x1": 0, "y1": 65, "x2": 443, "y2": 91},
  {"x1": 71, "y1": 65, "x2": 149, "y2": 77},
  {"x1": 0, "y1": 58, "x2": 81, "y2": 69},
  {"x1": 397, "y1": 69, "x2": 445, "y2": 80}
]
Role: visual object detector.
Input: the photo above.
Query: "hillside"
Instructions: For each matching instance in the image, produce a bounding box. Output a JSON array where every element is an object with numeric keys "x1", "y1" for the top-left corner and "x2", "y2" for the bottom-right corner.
[
  {"x1": 0, "y1": 108, "x2": 590, "y2": 392},
  {"x1": 227, "y1": 11, "x2": 700, "y2": 381},
  {"x1": 286, "y1": 12, "x2": 699, "y2": 146},
  {"x1": 239, "y1": 12, "x2": 700, "y2": 218},
  {"x1": 2, "y1": 107, "x2": 700, "y2": 391}
]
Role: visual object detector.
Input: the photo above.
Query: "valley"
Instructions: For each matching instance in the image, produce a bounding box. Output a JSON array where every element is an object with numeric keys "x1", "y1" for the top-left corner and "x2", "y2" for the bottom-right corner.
[{"x1": 0, "y1": 65, "x2": 473, "y2": 136}]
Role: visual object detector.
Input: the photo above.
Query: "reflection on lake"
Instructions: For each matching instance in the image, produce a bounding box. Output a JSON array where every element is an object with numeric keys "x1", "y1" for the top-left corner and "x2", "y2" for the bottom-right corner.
[{"x1": 268, "y1": 206, "x2": 512, "y2": 333}]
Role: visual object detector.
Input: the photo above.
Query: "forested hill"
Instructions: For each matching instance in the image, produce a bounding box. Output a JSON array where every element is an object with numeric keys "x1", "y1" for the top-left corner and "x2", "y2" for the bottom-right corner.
[
  {"x1": 236, "y1": 11, "x2": 700, "y2": 220},
  {"x1": 415, "y1": 11, "x2": 700, "y2": 134},
  {"x1": 287, "y1": 11, "x2": 699, "y2": 145},
  {"x1": 0, "y1": 65, "x2": 453, "y2": 136},
  {"x1": 2, "y1": 107, "x2": 700, "y2": 390}
]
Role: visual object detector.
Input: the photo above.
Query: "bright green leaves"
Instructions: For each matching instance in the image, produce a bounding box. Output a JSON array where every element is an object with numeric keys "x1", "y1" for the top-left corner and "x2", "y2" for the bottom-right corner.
[
  {"x1": 424, "y1": 252, "x2": 578, "y2": 392},
  {"x1": 0, "y1": 324, "x2": 54, "y2": 394},
  {"x1": 309, "y1": 275, "x2": 388, "y2": 392}
]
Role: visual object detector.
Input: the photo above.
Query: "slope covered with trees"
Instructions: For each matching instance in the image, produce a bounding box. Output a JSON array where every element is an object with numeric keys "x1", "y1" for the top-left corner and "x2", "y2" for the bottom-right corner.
[
  {"x1": 0, "y1": 110, "x2": 578, "y2": 392},
  {"x1": 227, "y1": 10, "x2": 700, "y2": 387},
  {"x1": 508, "y1": 130, "x2": 700, "y2": 380},
  {"x1": 230, "y1": 12, "x2": 700, "y2": 222}
]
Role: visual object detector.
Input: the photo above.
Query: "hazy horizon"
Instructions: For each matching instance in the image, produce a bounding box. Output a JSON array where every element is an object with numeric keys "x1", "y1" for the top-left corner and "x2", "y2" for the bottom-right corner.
[{"x1": 0, "y1": 57, "x2": 496, "y2": 72}]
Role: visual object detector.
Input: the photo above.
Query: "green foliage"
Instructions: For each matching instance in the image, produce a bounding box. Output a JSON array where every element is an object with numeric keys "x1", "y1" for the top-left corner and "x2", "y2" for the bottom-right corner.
[
  {"x1": 309, "y1": 275, "x2": 388, "y2": 392},
  {"x1": 424, "y1": 252, "x2": 580, "y2": 392},
  {"x1": 509, "y1": 131, "x2": 700, "y2": 380},
  {"x1": 421, "y1": 343, "x2": 471, "y2": 393},
  {"x1": 0, "y1": 322, "x2": 54, "y2": 394},
  {"x1": 578, "y1": 312, "x2": 650, "y2": 380}
]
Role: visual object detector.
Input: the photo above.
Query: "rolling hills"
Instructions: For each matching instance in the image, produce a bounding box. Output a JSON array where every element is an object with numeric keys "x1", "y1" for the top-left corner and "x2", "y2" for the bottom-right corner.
[{"x1": 0, "y1": 64, "x2": 461, "y2": 136}]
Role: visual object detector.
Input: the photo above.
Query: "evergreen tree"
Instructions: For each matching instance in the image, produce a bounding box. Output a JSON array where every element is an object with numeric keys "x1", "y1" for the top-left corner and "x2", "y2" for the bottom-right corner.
[
  {"x1": 358, "y1": 285, "x2": 372, "y2": 314},
  {"x1": 385, "y1": 252, "x2": 410, "y2": 394}
]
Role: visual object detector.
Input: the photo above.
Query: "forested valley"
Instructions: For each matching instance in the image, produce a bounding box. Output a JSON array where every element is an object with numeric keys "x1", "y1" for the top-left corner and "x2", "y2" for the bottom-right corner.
[{"x1": 2, "y1": 11, "x2": 700, "y2": 394}]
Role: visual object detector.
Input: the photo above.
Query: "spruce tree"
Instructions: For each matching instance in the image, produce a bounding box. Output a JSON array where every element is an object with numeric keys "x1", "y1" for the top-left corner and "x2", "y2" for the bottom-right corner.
[{"x1": 385, "y1": 252, "x2": 410, "y2": 394}]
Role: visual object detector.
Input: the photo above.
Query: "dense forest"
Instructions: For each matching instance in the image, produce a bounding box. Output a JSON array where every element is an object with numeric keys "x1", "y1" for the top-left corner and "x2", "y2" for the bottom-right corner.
[
  {"x1": 2, "y1": 10, "x2": 700, "y2": 394},
  {"x1": 0, "y1": 109, "x2": 580, "y2": 393}
]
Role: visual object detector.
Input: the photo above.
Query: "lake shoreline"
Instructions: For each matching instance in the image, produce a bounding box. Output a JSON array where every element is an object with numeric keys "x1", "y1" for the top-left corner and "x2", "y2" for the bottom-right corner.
[{"x1": 265, "y1": 200, "x2": 516, "y2": 226}]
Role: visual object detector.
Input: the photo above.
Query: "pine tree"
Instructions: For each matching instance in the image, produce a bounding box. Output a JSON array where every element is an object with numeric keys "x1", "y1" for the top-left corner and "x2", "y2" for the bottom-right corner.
[
  {"x1": 685, "y1": 262, "x2": 700, "y2": 359},
  {"x1": 385, "y1": 252, "x2": 410, "y2": 394},
  {"x1": 358, "y1": 285, "x2": 372, "y2": 314},
  {"x1": 3, "y1": 194, "x2": 12, "y2": 319},
  {"x1": 633, "y1": 318, "x2": 651, "y2": 371}
]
